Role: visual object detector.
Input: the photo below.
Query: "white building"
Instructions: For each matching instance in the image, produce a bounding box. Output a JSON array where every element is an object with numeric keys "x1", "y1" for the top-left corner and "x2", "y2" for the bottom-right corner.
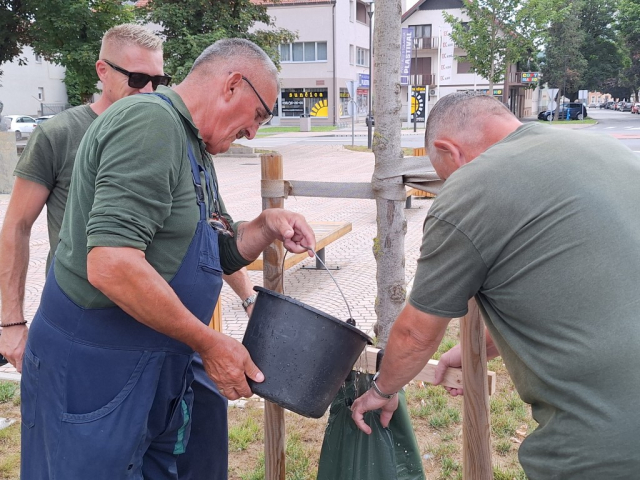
[
  {"x1": 254, "y1": 0, "x2": 374, "y2": 126},
  {"x1": 402, "y1": 0, "x2": 535, "y2": 121},
  {"x1": 0, "y1": 46, "x2": 68, "y2": 117}
]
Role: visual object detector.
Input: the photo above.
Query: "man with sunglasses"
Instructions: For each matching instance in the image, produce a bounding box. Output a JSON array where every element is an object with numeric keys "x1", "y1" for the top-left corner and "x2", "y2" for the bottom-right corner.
[{"x1": 18, "y1": 37, "x2": 315, "y2": 480}]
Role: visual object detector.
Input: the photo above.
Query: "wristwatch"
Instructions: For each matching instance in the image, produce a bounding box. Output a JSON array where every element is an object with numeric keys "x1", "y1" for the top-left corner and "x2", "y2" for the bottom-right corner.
[
  {"x1": 371, "y1": 371, "x2": 397, "y2": 399},
  {"x1": 242, "y1": 294, "x2": 257, "y2": 312}
]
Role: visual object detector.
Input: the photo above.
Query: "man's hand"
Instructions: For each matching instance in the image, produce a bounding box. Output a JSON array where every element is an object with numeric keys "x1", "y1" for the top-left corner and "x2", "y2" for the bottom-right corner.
[
  {"x1": 236, "y1": 209, "x2": 316, "y2": 261},
  {"x1": 350, "y1": 388, "x2": 399, "y2": 434},
  {"x1": 199, "y1": 331, "x2": 264, "y2": 400},
  {"x1": 0, "y1": 324, "x2": 28, "y2": 372},
  {"x1": 263, "y1": 209, "x2": 316, "y2": 254},
  {"x1": 433, "y1": 344, "x2": 463, "y2": 396}
]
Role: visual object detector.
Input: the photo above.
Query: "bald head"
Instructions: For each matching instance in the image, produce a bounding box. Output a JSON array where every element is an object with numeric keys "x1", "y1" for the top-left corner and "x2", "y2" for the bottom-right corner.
[{"x1": 425, "y1": 92, "x2": 522, "y2": 179}]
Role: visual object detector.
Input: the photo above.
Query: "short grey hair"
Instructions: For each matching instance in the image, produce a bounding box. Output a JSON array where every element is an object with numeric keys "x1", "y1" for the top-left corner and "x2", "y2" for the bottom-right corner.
[
  {"x1": 425, "y1": 92, "x2": 513, "y2": 153},
  {"x1": 191, "y1": 38, "x2": 277, "y2": 82},
  {"x1": 100, "y1": 24, "x2": 163, "y2": 56}
]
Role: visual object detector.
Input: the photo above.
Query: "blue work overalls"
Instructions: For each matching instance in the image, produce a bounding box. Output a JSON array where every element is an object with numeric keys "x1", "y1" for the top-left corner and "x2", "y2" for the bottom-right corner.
[{"x1": 21, "y1": 131, "x2": 225, "y2": 479}]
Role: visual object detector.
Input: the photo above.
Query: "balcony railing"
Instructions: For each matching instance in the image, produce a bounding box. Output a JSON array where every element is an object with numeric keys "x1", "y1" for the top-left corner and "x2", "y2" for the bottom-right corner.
[
  {"x1": 413, "y1": 36, "x2": 439, "y2": 50},
  {"x1": 409, "y1": 74, "x2": 436, "y2": 87}
]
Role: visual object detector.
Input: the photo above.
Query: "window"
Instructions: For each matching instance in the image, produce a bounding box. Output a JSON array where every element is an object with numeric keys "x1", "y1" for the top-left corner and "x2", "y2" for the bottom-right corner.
[
  {"x1": 281, "y1": 88, "x2": 329, "y2": 117},
  {"x1": 356, "y1": 1, "x2": 368, "y2": 24},
  {"x1": 356, "y1": 47, "x2": 369, "y2": 67},
  {"x1": 279, "y1": 44, "x2": 290, "y2": 62},
  {"x1": 409, "y1": 24, "x2": 431, "y2": 39},
  {"x1": 37, "y1": 87, "x2": 44, "y2": 101},
  {"x1": 339, "y1": 88, "x2": 351, "y2": 117},
  {"x1": 280, "y1": 42, "x2": 328, "y2": 63},
  {"x1": 457, "y1": 57, "x2": 472, "y2": 74},
  {"x1": 35, "y1": 54, "x2": 42, "y2": 64}
]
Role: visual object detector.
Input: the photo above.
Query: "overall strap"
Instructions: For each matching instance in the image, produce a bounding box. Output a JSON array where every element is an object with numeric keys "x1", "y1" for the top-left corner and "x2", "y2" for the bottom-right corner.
[{"x1": 150, "y1": 93, "x2": 209, "y2": 221}]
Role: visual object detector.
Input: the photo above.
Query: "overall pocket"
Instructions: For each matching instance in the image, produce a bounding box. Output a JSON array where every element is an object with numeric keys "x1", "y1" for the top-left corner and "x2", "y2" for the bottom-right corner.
[{"x1": 21, "y1": 346, "x2": 40, "y2": 429}]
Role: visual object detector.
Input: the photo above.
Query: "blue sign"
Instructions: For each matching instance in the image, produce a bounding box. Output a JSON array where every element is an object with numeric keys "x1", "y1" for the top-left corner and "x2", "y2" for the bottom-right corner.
[
  {"x1": 400, "y1": 28, "x2": 413, "y2": 86},
  {"x1": 359, "y1": 73, "x2": 370, "y2": 88}
]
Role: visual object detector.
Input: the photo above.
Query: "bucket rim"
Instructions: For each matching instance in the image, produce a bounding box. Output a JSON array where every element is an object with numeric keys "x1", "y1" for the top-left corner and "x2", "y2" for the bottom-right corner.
[{"x1": 253, "y1": 286, "x2": 373, "y2": 344}]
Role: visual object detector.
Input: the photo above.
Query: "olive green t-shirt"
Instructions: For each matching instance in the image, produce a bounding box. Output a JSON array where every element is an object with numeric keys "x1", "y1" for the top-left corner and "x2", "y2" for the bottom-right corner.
[
  {"x1": 410, "y1": 123, "x2": 640, "y2": 479},
  {"x1": 14, "y1": 105, "x2": 98, "y2": 271},
  {"x1": 55, "y1": 87, "x2": 249, "y2": 307}
]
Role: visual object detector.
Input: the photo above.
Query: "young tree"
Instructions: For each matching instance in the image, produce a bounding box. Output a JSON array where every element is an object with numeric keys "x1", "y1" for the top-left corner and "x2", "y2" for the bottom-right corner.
[
  {"x1": 22, "y1": 0, "x2": 134, "y2": 104},
  {"x1": 136, "y1": 0, "x2": 296, "y2": 82},
  {"x1": 442, "y1": 0, "x2": 549, "y2": 95},
  {"x1": 370, "y1": 0, "x2": 405, "y2": 346}
]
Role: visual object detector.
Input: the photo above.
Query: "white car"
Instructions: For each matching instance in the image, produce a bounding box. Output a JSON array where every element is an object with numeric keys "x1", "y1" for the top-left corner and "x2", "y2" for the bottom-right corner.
[{"x1": 4, "y1": 115, "x2": 37, "y2": 140}]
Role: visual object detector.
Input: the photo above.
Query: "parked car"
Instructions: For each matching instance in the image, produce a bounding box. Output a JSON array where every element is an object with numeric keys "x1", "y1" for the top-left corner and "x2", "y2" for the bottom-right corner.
[
  {"x1": 631, "y1": 103, "x2": 640, "y2": 114},
  {"x1": 35, "y1": 115, "x2": 54, "y2": 125},
  {"x1": 538, "y1": 103, "x2": 588, "y2": 121},
  {"x1": 4, "y1": 115, "x2": 37, "y2": 140},
  {"x1": 620, "y1": 101, "x2": 633, "y2": 112}
]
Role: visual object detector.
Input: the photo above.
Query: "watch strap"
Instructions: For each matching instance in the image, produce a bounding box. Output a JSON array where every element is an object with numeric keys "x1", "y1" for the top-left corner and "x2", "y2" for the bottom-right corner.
[
  {"x1": 242, "y1": 294, "x2": 257, "y2": 311},
  {"x1": 371, "y1": 371, "x2": 397, "y2": 399}
]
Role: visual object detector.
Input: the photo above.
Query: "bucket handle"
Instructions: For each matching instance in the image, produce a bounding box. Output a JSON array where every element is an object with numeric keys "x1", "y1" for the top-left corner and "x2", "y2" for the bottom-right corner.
[{"x1": 282, "y1": 245, "x2": 355, "y2": 326}]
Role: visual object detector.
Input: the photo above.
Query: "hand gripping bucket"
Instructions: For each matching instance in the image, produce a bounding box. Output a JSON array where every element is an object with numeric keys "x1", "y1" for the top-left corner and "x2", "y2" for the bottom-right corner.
[{"x1": 242, "y1": 286, "x2": 372, "y2": 418}]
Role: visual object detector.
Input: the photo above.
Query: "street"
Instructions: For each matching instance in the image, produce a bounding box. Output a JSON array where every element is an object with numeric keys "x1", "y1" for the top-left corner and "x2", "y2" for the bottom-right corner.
[{"x1": 237, "y1": 108, "x2": 640, "y2": 155}]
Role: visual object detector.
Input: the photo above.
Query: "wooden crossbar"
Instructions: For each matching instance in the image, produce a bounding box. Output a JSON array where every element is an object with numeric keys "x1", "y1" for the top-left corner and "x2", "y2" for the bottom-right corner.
[
  {"x1": 355, "y1": 346, "x2": 496, "y2": 396},
  {"x1": 247, "y1": 221, "x2": 352, "y2": 270}
]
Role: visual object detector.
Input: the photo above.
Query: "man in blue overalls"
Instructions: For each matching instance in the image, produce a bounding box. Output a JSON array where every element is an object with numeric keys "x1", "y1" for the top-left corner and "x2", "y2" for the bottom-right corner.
[{"x1": 20, "y1": 38, "x2": 316, "y2": 479}]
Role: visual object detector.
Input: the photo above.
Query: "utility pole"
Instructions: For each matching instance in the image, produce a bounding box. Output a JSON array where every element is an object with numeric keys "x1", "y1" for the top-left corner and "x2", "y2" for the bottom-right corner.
[{"x1": 366, "y1": 1, "x2": 374, "y2": 149}]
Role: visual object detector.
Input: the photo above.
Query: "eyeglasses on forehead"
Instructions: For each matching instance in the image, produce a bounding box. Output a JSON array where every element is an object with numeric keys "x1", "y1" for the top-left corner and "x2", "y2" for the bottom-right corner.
[{"x1": 104, "y1": 59, "x2": 171, "y2": 90}]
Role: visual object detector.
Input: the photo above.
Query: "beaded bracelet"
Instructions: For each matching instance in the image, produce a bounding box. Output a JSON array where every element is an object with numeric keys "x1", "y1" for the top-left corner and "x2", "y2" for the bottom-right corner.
[{"x1": 0, "y1": 321, "x2": 28, "y2": 327}]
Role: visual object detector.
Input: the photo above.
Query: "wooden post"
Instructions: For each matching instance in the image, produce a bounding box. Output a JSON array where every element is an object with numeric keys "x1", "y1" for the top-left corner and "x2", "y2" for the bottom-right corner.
[
  {"x1": 209, "y1": 300, "x2": 222, "y2": 332},
  {"x1": 461, "y1": 298, "x2": 492, "y2": 480},
  {"x1": 261, "y1": 153, "x2": 286, "y2": 480}
]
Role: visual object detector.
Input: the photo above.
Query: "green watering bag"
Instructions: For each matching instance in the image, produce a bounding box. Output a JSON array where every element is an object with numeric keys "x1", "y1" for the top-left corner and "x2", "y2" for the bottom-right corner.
[{"x1": 317, "y1": 371, "x2": 425, "y2": 480}]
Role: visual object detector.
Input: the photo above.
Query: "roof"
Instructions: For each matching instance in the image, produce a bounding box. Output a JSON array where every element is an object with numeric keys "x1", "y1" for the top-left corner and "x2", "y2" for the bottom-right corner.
[
  {"x1": 402, "y1": 0, "x2": 464, "y2": 22},
  {"x1": 251, "y1": 0, "x2": 333, "y2": 5}
]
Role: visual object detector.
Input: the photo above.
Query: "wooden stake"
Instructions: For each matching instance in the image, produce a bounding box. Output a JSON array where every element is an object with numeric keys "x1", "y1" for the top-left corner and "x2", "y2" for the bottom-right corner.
[
  {"x1": 461, "y1": 298, "x2": 492, "y2": 480},
  {"x1": 261, "y1": 153, "x2": 286, "y2": 480}
]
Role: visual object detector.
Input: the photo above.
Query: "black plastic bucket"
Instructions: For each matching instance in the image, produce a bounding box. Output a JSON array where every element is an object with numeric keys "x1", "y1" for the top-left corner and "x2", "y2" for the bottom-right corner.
[{"x1": 242, "y1": 286, "x2": 372, "y2": 418}]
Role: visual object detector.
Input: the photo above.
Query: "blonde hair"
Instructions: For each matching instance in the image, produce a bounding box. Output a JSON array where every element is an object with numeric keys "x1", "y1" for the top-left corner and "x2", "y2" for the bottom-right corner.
[{"x1": 99, "y1": 24, "x2": 163, "y2": 58}]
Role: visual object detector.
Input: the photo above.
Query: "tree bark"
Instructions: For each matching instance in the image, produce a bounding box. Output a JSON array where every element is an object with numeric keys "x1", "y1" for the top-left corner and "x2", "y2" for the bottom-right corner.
[{"x1": 371, "y1": 0, "x2": 406, "y2": 347}]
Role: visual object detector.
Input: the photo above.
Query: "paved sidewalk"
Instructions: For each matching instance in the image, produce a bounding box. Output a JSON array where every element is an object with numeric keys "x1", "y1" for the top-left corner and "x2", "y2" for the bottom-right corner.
[{"x1": 0, "y1": 144, "x2": 434, "y2": 379}]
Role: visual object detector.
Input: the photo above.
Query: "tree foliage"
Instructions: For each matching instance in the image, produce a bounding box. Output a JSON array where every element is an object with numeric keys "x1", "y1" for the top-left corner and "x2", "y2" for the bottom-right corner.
[
  {"x1": 443, "y1": 0, "x2": 550, "y2": 92},
  {"x1": 136, "y1": 0, "x2": 297, "y2": 83},
  {"x1": 618, "y1": 0, "x2": 640, "y2": 99},
  {"x1": 0, "y1": 0, "x2": 30, "y2": 79},
  {"x1": 21, "y1": 0, "x2": 134, "y2": 104},
  {"x1": 540, "y1": 0, "x2": 587, "y2": 110},
  {"x1": 578, "y1": 0, "x2": 624, "y2": 92}
]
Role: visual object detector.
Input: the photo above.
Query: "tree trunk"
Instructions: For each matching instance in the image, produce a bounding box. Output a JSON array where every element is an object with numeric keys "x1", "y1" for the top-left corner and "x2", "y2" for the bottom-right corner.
[{"x1": 371, "y1": 0, "x2": 406, "y2": 347}]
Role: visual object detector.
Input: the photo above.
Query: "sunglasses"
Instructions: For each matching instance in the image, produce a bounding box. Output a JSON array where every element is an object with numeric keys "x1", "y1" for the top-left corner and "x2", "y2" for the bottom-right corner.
[
  {"x1": 104, "y1": 60, "x2": 171, "y2": 90},
  {"x1": 241, "y1": 75, "x2": 274, "y2": 126}
]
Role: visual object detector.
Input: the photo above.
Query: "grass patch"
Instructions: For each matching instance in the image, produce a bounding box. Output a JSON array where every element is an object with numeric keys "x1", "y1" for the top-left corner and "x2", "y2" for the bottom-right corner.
[
  {"x1": 255, "y1": 125, "x2": 338, "y2": 137},
  {"x1": 537, "y1": 118, "x2": 597, "y2": 125},
  {"x1": 229, "y1": 409, "x2": 263, "y2": 451},
  {"x1": 0, "y1": 383, "x2": 18, "y2": 404}
]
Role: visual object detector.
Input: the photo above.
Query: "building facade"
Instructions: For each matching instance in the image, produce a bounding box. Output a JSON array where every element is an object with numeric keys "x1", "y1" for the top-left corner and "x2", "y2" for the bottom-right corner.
[
  {"x1": 254, "y1": 0, "x2": 374, "y2": 126},
  {"x1": 0, "y1": 46, "x2": 68, "y2": 117},
  {"x1": 401, "y1": 0, "x2": 535, "y2": 123}
]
